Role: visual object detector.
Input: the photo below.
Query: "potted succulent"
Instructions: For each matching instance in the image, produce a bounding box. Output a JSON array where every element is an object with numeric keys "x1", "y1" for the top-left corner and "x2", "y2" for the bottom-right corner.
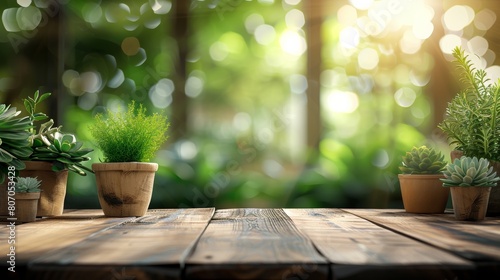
[
  {"x1": 438, "y1": 46, "x2": 500, "y2": 216},
  {"x1": 20, "y1": 91, "x2": 94, "y2": 217},
  {"x1": 14, "y1": 176, "x2": 42, "y2": 223},
  {"x1": 0, "y1": 103, "x2": 32, "y2": 215},
  {"x1": 398, "y1": 145, "x2": 449, "y2": 213},
  {"x1": 441, "y1": 156, "x2": 499, "y2": 221},
  {"x1": 89, "y1": 101, "x2": 169, "y2": 217}
]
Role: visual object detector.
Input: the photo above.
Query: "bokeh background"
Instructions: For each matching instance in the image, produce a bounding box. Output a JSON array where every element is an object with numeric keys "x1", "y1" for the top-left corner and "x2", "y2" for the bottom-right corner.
[{"x1": 1, "y1": 0, "x2": 499, "y2": 209}]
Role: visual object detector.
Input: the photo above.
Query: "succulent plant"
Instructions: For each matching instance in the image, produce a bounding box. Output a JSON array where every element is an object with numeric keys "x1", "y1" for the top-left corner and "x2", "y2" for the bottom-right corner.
[
  {"x1": 441, "y1": 156, "x2": 500, "y2": 187},
  {"x1": 30, "y1": 131, "x2": 94, "y2": 175},
  {"x1": 399, "y1": 145, "x2": 447, "y2": 174},
  {"x1": 0, "y1": 104, "x2": 33, "y2": 183},
  {"x1": 15, "y1": 176, "x2": 41, "y2": 193},
  {"x1": 22, "y1": 91, "x2": 94, "y2": 176}
]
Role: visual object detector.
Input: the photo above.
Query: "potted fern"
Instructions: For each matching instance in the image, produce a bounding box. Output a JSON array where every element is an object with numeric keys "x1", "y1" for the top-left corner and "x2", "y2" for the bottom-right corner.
[
  {"x1": 14, "y1": 177, "x2": 42, "y2": 223},
  {"x1": 89, "y1": 101, "x2": 170, "y2": 217},
  {"x1": 441, "y1": 156, "x2": 499, "y2": 221},
  {"x1": 20, "y1": 91, "x2": 94, "y2": 217},
  {"x1": 438, "y1": 46, "x2": 500, "y2": 216},
  {"x1": 398, "y1": 145, "x2": 449, "y2": 213}
]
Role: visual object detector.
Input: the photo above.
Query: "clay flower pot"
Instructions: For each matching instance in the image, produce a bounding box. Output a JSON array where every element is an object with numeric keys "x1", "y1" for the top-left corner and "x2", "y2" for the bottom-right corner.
[
  {"x1": 451, "y1": 150, "x2": 500, "y2": 216},
  {"x1": 398, "y1": 174, "x2": 450, "y2": 214},
  {"x1": 93, "y1": 162, "x2": 158, "y2": 217},
  {"x1": 450, "y1": 187, "x2": 491, "y2": 221},
  {"x1": 20, "y1": 161, "x2": 68, "y2": 217},
  {"x1": 15, "y1": 192, "x2": 41, "y2": 223}
]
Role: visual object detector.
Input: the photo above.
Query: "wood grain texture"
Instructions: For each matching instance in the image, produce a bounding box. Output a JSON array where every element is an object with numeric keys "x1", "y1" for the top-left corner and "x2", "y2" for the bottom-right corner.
[
  {"x1": 344, "y1": 209, "x2": 500, "y2": 261},
  {"x1": 0, "y1": 209, "x2": 131, "y2": 264},
  {"x1": 185, "y1": 208, "x2": 329, "y2": 280},
  {"x1": 285, "y1": 208, "x2": 474, "y2": 280},
  {"x1": 1, "y1": 208, "x2": 214, "y2": 280}
]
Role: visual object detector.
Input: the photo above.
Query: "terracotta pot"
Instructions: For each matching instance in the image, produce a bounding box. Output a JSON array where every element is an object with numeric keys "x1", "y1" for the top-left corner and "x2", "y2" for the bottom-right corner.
[
  {"x1": 450, "y1": 150, "x2": 500, "y2": 216},
  {"x1": 14, "y1": 192, "x2": 41, "y2": 223},
  {"x1": 0, "y1": 181, "x2": 9, "y2": 216},
  {"x1": 398, "y1": 174, "x2": 450, "y2": 214},
  {"x1": 93, "y1": 162, "x2": 158, "y2": 217},
  {"x1": 450, "y1": 187, "x2": 491, "y2": 221},
  {"x1": 20, "y1": 161, "x2": 68, "y2": 217}
]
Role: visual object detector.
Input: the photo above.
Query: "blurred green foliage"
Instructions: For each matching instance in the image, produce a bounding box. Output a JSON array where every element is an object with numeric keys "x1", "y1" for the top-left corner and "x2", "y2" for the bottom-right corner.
[{"x1": 0, "y1": 0, "x2": 456, "y2": 209}]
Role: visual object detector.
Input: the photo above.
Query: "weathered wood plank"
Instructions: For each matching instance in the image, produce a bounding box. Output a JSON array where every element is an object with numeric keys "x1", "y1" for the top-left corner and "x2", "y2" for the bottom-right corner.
[
  {"x1": 345, "y1": 209, "x2": 500, "y2": 280},
  {"x1": 285, "y1": 208, "x2": 474, "y2": 280},
  {"x1": 2, "y1": 208, "x2": 214, "y2": 280},
  {"x1": 185, "y1": 208, "x2": 329, "y2": 280},
  {"x1": 345, "y1": 209, "x2": 500, "y2": 261},
  {"x1": 0, "y1": 209, "x2": 131, "y2": 264}
]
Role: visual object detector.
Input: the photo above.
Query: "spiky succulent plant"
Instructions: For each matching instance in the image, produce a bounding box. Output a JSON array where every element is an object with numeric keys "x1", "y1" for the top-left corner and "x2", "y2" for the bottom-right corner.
[
  {"x1": 22, "y1": 91, "x2": 93, "y2": 176},
  {"x1": 441, "y1": 156, "x2": 500, "y2": 187},
  {"x1": 0, "y1": 104, "x2": 33, "y2": 183},
  {"x1": 15, "y1": 176, "x2": 41, "y2": 193},
  {"x1": 399, "y1": 145, "x2": 447, "y2": 174}
]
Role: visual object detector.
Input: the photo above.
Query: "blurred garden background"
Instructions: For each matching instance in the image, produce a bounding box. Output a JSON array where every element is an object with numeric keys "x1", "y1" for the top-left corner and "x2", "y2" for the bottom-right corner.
[{"x1": 1, "y1": 0, "x2": 500, "y2": 209}]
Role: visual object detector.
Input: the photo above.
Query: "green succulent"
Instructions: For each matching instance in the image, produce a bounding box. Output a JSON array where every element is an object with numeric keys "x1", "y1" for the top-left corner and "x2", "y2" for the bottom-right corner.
[
  {"x1": 15, "y1": 176, "x2": 41, "y2": 193},
  {"x1": 441, "y1": 156, "x2": 500, "y2": 187},
  {"x1": 22, "y1": 91, "x2": 94, "y2": 176},
  {"x1": 399, "y1": 145, "x2": 447, "y2": 174},
  {"x1": 0, "y1": 104, "x2": 33, "y2": 183},
  {"x1": 30, "y1": 131, "x2": 94, "y2": 175}
]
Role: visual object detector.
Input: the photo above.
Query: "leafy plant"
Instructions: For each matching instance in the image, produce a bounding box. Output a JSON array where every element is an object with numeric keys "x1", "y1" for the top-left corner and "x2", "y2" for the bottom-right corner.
[
  {"x1": 438, "y1": 46, "x2": 500, "y2": 161},
  {"x1": 15, "y1": 176, "x2": 41, "y2": 192},
  {"x1": 89, "y1": 101, "x2": 170, "y2": 162},
  {"x1": 441, "y1": 156, "x2": 500, "y2": 187},
  {"x1": 23, "y1": 91, "x2": 94, "y2": 175},
  {"x1": 399, "y1": 145, "x2": 447, "y2": 174},
  {"x1": 0, "y1": 104, "x2": 32, "y2": 183}
]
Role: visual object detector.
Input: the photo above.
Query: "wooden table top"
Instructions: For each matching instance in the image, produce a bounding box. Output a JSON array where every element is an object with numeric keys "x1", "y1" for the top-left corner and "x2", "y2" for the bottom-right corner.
[{"x1": 1, "y1": 208, "x2": 499, "y2": 280}]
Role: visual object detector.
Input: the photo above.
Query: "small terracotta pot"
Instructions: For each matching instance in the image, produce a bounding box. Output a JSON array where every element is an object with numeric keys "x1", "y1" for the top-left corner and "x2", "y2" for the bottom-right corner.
[
  {"x1": 450, "y1": 150, "x2": 500, "y2": 216},
  {"x1": 450, "y1": 187, "x2": 491, "y2": 221},
  {"x1": 398, "y1": 174, "x2": 450, "y2": 214},
  {"x1": 93, "y1": 162, "x2": 158, "y2": 217},
  {"x1": 20, "y1": 161, "x2": 68, "y2": 217},
  {"x1": 15, "y1": 192, "x2": 41, "y2": 223}
]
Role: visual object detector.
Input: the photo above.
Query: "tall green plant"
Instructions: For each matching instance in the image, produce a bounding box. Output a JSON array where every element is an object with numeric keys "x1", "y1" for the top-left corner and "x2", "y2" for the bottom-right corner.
[
  {"x1": 89, "y1": 101, "x2": 170, "y2": 162},
  {"x1": 23, "y1": 91, "x2": 94, "y2": 175},
  {"x1": 438, "y1": 46, "x2": 500, "y2": 161}
]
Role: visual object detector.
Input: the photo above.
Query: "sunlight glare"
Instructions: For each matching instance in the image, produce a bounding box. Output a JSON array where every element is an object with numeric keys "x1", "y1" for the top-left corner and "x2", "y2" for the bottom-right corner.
[
  {"x1": 358, "y1": 48, "x2": 379, "y2": 70},
  {"x1": 443, "y1": 5, "x2": 475, "y2": 32},
  {"x1": 280, "y1": 30, "x2": 306, "y2": 56},
  {"x1": 324, "y1": 90, "x2": 359, "y2": 113},
  {"x1": 340, "y1": 27, "x2": 360, "y2": 49}
]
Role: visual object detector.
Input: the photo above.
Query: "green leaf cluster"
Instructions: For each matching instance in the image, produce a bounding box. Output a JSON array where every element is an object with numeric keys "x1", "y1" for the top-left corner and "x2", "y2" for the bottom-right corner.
[
  {"x1": 30, "y1": 132, "x2": 94, "y2": 175},
  {"x1": 441, "y1": 156, "x2": 500, "y2": 187},
  {"x1": 0, "y1": 104, "x2": 32, "y2": 183},
  {"x1": 15, "y1": 176, "x2": 41, "y2": 192},
  {"x1": 438, "y1": 47, "x2": 500, "y2": 161},
  {"x1": 89, "y1": 101, "x2": 170, "y2": 163},
  {"x1": 23, "y1": 91, "x2": 94, "y2": 176},
  {"x1": 399, "y1": 145, "x2": 447, "y2": 174}
]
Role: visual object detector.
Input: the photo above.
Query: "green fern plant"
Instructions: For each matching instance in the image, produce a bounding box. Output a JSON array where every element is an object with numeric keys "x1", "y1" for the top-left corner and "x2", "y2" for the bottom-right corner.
[
  {"x1": 441, "y1": 156, "x2": 500, "y2": 187},
  {"x1": 399, "y1": 145, "x2": 447, "y2": 174},
  {"x1": 438, "y1": 46, "x2": 500, "y2": 162},
  {"x1": 89, "y1": 101, "x2": 170, "y2": 162}
]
